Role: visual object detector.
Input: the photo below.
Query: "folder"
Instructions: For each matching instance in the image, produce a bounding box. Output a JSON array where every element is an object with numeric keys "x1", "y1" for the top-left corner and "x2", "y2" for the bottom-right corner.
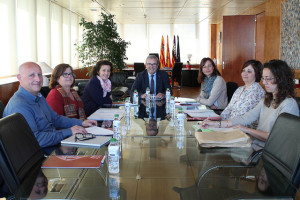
[
  {"x1": 61, "y1": 135, "x2": 111, "y2": 148},
  {"x1": 42, "y1": 155, "x2": 104, "y2": 168}
]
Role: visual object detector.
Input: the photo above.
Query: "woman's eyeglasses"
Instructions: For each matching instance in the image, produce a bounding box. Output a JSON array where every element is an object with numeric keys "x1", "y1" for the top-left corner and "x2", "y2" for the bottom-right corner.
[
  {"x1": 62, "y1": 72, "x2": 76, "y2": 78},
  {"x1": 261, "y1": 77, "x2": 275, "y2": 83},
  {"x1": 75, "y1": 133, "x2": 95, "y2": 141}
]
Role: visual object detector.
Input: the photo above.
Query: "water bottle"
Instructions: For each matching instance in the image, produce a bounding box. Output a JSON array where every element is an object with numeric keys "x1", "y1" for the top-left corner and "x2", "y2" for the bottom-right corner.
[
  {"x1": 177, "y1": 108, "x2": 185, "y2": 129},
  {"x1": 125, "y1": 97, "x2": 131, "y2": 116},
  {"x1": 109, "y1": 173, "x2": 120, "y2": 200},
  {"x1": 108, "y1": 138, "x2": 119, "y2": 174},
  {"x1": 113, "y1": 114, "x2": 121, "y2": 140},
  {"x1": 170, "y1": 96, "x2": 175, "y2": 117},
  {"x1": 146, "y1": 87, "x2": 150, "y2": 101},
  {"x1": 133, "y1": 89, "x2": 139, "y2": 104},
  {"x1": 166, "y1": 88, "x2": 171, "y2": 103}
]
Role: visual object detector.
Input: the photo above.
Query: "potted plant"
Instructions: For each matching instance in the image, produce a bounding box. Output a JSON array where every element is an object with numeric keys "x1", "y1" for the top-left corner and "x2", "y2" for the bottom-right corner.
[{"x1": 75, "y1": 13, "x2": 130, "y2": 75}]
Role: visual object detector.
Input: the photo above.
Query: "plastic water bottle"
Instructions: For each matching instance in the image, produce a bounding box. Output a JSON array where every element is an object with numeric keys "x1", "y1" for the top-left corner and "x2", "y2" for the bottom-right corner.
[
  {"x1": 177, "y1": 108, "x2": 185, "y2": 129},
  {"x1": 166, "y1": 88, "x2": 171, "y2": 103},
  {"x1": 146, "y1": 87, "x2": 150, "y2": 101},
  {"x1": 113, "y1": 114, "x2": 121, "y2": 140},
  {"x1": 170, "y1": 96, "x2": 175, "y2": 117},
  {"x1": 133, "y1": 89, "x2": 139, "y2": 104},
  {"x1": 108, "y1": 138, "x2": 119, "y2": 174},
  {"x1": 125, "y1": 97, "x2": 131, "y2": 115},
  {"x1": 109, "y1": 173, "x2": 120, "y2": 200}
]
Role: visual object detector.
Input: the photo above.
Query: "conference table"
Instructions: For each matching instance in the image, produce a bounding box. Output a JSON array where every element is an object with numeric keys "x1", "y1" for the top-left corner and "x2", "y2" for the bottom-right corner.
[{"x1": 15, "y1": 100, "x2": 299, "y2": 199}]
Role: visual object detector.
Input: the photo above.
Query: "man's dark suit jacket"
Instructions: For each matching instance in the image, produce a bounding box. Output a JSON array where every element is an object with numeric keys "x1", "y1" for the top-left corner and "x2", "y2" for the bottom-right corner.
[{"x1": 130, "y1": 69, "x2": 172, "y2": 99}]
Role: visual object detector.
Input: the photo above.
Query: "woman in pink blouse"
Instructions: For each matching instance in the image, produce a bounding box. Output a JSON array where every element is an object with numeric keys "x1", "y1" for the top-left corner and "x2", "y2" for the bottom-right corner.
[{"x1": 221, "y1": 60, "x2": 265, "y2": 120}]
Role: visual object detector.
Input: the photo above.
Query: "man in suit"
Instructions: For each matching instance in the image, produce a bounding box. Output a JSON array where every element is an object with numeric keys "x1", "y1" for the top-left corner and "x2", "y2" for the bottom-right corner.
[{"x1": 130, "y1": 55, "x2": 172, "y2": 99}]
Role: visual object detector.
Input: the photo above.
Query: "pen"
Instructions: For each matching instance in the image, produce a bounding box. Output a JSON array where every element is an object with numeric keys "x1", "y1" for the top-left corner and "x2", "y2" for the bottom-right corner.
[{"x1": 101, "y1": 155, "x2": 106, "y2": 164}]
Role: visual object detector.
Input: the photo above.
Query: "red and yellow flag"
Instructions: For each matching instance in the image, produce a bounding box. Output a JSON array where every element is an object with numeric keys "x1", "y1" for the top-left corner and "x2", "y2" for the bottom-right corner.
[
  {"x1": 166, "y1": 35, "x2": 172, "y2": 68},
  {"x1": 159, "y1": 36, "x2": 165, "y2": 68}
]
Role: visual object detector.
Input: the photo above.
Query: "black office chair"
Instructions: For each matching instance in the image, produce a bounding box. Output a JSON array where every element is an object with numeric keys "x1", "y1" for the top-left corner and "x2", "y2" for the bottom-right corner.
[
  {"x1": 174, "y1": 113, "x2": 300, "y2": 199},
  {"x1": 133, "y1": 63, "x2": 145, "y2": 77},
  {"x1": 0, "y1": 113, "x2": 44, "y2": 195},
  {"x1": 196, "y1": 113, "x2": 300, "y2": 186},
  {"x1": 0, "y1": 100, "x2": 4, "y2": 119},
  {"x1": 171, "y1": 62, "x2": 183, "y2": 87},
  {"x1": 295, "y1": 97, "x2": 300, "y2": 111},
  {"x1": 226, "y1": 82, "x2": 238, "y2": 103}
]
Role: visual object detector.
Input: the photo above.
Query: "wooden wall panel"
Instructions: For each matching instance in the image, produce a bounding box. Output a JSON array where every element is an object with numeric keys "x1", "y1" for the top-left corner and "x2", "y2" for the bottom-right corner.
[
  {"x1": 255, "y1": 12, "x2": 265, "y2": 63},
  {"x1": 210, "y1": 24, "x2": 217, "y2": 60},
  {"x1": 264, "y1": 0, "x2": 281, "y2": 62},
  {"x1": 216, "y1": 23, "x2": 223, "y2": 74},
  {"x1": 0, "y1": 82, "x2": 19, "y2": 105}
]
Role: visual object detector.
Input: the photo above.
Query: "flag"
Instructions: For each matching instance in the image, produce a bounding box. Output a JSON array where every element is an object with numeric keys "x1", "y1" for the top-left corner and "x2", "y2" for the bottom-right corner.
[
  {"x1": 172, "y1": 35, "x2": 176, "y2": 66},
  {"x1": 159, "y1": 36, "x2": 165, "y2": 68},
  {"x1": 165, "y1": 35, "x2": 172, "y2": 68},
  {"x1": 176, "y1": 35, "x2": 181, "y2": 62}
]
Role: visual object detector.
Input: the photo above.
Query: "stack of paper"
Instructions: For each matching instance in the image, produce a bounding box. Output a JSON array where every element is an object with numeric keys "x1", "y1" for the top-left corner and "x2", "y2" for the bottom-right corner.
[
  {"x1": 183, "y1": 109, "x2": 221, "y2": 120},
  {"x1": 85, "y1": 126, "x2": 113, "y2": 136},
  {"x1": 195, "y1": 128, "x2": 252, "y2": 148},
  {"x1": 61, "y1": 135, "x2": 111, "y2": 148},
  {"x1": 88, "y1": 108, "x2": 125, "y2": 120}
]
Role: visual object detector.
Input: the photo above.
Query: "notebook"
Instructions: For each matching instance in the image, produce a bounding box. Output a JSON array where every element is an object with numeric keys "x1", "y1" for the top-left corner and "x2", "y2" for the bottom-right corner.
[
  {"x1": 42, "y1": 155, "x2": 104, "y2": 168},
  {"x1": 61, "y1": 135, "x2": 111, "y2": 148},
  {"x1": 87, "y1": 108, "x2": 125, "y2": 120}
]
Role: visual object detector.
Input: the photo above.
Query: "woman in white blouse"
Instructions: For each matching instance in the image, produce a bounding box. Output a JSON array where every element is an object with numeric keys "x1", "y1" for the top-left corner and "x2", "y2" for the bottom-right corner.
[{"x1": 221, "y1": 60, "x2": 265, "y2": 120}]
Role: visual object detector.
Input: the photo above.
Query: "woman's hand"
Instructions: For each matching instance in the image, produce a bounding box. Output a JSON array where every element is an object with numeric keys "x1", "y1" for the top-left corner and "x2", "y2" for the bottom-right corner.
[
  {"x1": 232, "y1": 124, "x2": 248, "y2": 133},
  {"x1": 201, "y1": 119, "x2": 219, "y2": 128}
]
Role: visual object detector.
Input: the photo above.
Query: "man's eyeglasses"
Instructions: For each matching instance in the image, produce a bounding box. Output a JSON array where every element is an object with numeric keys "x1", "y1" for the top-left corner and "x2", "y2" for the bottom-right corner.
[
  {"x1": 75, "y1": 133, "x2": 95, "y2": 141},
  {"x1": 261, "y1": 77, "x2": 275, "y2": 83},
  {"x1": 146, "y1": 63, "x2": 157, "y2": 67},
  {"x1": 62, "y1": 72, "x2": 76, "y2": 78}
]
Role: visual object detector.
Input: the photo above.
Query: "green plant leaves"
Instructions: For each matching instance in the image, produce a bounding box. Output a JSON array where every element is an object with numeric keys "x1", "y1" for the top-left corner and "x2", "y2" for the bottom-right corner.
[{"x1": 75, "y1": 13, "x2": 130, "y2": 75}]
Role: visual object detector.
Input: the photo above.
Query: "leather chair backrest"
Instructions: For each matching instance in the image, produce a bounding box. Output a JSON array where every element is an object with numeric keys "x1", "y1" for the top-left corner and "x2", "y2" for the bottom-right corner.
[
  {"x1": 295, "y1": 97, "x2": 300, "y2": 111},
  {"x1": 0, "y1": 100, "x2": 4, "y2": 119},
  {"x1": 134, "y1": 63, "x2": 145, "y2": 76},
  {"x1": 172, "y1": 62, "x2": 183, "y2": 77},
  {"x1": 0, "y1": 113, "x2": 44, "y2": 193},
  {"x1": 226, "y1": 82, "x2": 238, "y2": 103},
  {"x1": 263, "y1": 113, "x2": 300, "y2": 186}
]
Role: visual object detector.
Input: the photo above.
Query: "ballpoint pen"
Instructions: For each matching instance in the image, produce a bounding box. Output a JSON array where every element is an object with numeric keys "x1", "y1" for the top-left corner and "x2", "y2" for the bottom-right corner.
[{"x1": 101, "y1": 155, "x2": 106, "y2": 164}]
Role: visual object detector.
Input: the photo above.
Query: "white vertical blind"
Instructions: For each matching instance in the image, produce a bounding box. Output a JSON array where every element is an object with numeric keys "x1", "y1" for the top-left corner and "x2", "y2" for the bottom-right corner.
[
  {"x1": 16, "y1": 0, "x2": 37, "y2": 66},
  {"x1": 37, "y1": 0, "x2": 51, "y2": 65},
  {"x1": 0, "y1": 0, "x2": 17, "y2": 76},
  {"x1": 51, "y1": 3, "x2": 62, "y2": 68},
  {"x1": 71, "y1": 13, "x2": 79, "y2": 68},
  {"x1": 62, "y1": 8, "x2": 70, "y2": 64}
]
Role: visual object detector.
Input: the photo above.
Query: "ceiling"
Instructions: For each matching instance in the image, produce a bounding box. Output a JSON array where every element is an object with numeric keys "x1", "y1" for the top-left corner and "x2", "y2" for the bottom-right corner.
[{"x1": 52, "y1": 0, "x2": 266, "y2": 24}]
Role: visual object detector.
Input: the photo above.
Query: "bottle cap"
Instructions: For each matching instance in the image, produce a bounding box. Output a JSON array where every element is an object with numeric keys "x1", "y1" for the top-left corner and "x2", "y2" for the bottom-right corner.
[
  {"x1": 178, "y1": 108, "x2": 182, "y2": 110},
  {"x1": 110, "y1": 138, "x2": 117, "y2": 142},
  {"x1": 114, "y1": 114, "x2": 119, "y2": 117}
]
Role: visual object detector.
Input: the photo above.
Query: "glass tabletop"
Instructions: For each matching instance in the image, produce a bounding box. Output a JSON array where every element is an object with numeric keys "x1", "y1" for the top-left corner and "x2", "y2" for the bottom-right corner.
[{"x1": 12, "y1": 101, "x2": 300, "y2": 199}]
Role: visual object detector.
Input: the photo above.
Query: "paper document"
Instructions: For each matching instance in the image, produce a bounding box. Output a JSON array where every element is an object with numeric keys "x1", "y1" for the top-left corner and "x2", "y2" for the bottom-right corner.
[
  {"x1": 85, "y1": 126, "x2": 113, "y2": 136},
  {"x1": 88, "y1": 108, "x2": 124, "y2": 120},
  {"x1": 195, "y1": 129, "x2": 251, "y2": 148},
  {"x1": 61, "y1": 135, "x2": 111, "y2": 148},
  {"x1": 184, "y1": 109, "x2": 219, "y2": 118}
]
